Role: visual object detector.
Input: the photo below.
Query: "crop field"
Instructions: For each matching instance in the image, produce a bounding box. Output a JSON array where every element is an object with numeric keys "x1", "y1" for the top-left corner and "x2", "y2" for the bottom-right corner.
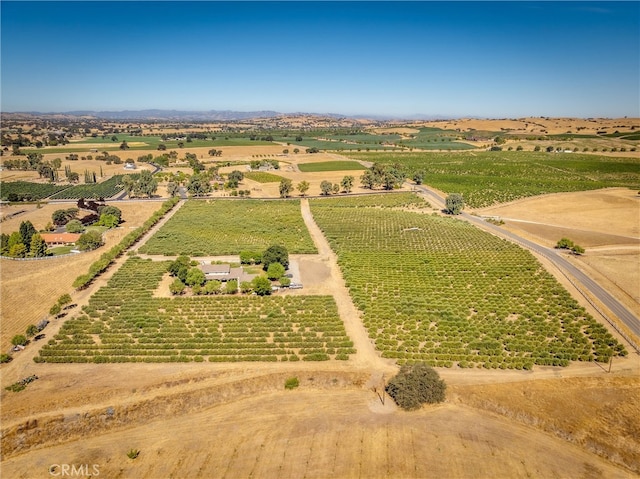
[
  {"x1": 37, "y1": 257, "x2": 354, "y2": 363},
  {"x1": 348, "y1": 151, "x2": 640, "y2": 208},
  {"x1": 139, "y1": 199, "x2": 317, "y2": 256},
  {"x1": 399, "y1": 127, "x2": 476, "y2": 150},
  {"x1": 310, "y1": 195, "x2": 625, "y2": 368},
  {"x1": 48, "y1": 175, "x2": 127, "y2": 200},
  {"x1": 297, "y1": 160, "x2": 366, "y2": 172},
  {"x1": 22, "y1": 136, "x2": 273, "y2": 154},
  {"x1": 243, "y1": 171, "x2": 283, "y2": 183},
  {"x1": 0, "y1": 181, "x2": 70, "y2": 201}
]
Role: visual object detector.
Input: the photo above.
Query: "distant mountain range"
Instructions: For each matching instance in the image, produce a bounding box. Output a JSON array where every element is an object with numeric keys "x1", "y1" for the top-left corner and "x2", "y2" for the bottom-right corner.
[{"x1": 3, "y1": 109, "x2": 450, "y2": 121}]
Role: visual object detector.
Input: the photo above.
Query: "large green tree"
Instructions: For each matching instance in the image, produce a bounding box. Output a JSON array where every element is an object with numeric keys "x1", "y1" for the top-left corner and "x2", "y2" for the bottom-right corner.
[
  {"x1": 29, "y1": 233, "x2": 48, "y2": 257},
  {"x1": 340, "y1": 175, "x2": 354, "y2": 193},
  {"x1": 297, "y1": 180, "x2": 310, "y2": 196},
  {"x1": 445, "y1": 193, "x2": 464, "y2": 215},
  {"x1": 19, "y1": 221, "x2": 37, "y2": 252},
  {"x1": 252, "y1": 276, "x2": 272, "y2": 296},
  {"x1": 320, "y1": 180, "x2": 333, "y2": 195},
  {"x1": 266, "y1": 262, "x2": 286, "y2": 280},
  {"x1": 385, "y1": 363, "x2": 446, "y2": 410},
  {"x1": 187, "y1": 174, "x2": 212, "y2": 197},
  {"x1": 76, "y1": 230, "x2": 103, "y2": 251},
  {"x1": 262, "y1": 244, "x2": 289, "y2": 270},
  {"x1": 279, "y1": 178, "x2": 293, "y2": 198}
]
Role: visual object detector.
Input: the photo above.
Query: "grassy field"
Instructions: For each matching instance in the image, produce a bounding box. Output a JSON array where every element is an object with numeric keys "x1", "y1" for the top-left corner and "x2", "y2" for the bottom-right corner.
[
  {"x1": 310, "y1": 194, "x2": 625, "y2": 368},
  {"x1": 348, "y1": 151, "x2": 640, "y2": 208},
  {"x1": 138, "y1": 199, "x2": 317, "y2": 255},
  {"x1": 297, "y1": 161, "x2": 366, "y2": 173},
  {"x1": 38, "y1": 257, "x2": 354, "y2": 363}
]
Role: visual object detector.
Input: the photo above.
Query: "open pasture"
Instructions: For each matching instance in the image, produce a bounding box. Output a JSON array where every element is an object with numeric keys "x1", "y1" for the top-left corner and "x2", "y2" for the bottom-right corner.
[
  {"x1": 139, "y1": 199, "x2": 317, "y2": 256},
  {"x1": 37, "y1": 257, "x2": 354, "y2": 363},
  {"x1": 347, "y1": 151, "x2": 640, "y2": 208},
  {"x1": 310, "y1": 195, "x2": 625, "y2": 368}
]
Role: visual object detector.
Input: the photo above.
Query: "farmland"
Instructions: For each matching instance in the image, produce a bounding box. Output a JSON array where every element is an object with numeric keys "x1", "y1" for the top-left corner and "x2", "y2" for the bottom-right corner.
[
  {"x1": 47, "y1": 175, "x2": 128, "y2": 200},
  {"x1": 138, "y1": 199, "x2": 317, "y2": 256},
  {"x1": 0, "y1": 175, "x2": 131, "y2": 201},
  {"x1": 38, "y1": 257, "x2": 354, "y2": 363},
  {"x1": 297, "y1": 160, "x2": 366, "y2": 172},
  {"x1": 347, "y1": 151, "x2": 640, "y2": 208},
  {"x1": 1, "y1": 116, "x2": 639, "y2": 479},
  {"x1": 0, "y1": 181, "x2": 70, "y2": 201},
  {"x1": 310, "y1": 194, "x2": 626, "y2": 368},
  {"x1": 244, "y1": 171, "x2": 283, "y2": 183}
]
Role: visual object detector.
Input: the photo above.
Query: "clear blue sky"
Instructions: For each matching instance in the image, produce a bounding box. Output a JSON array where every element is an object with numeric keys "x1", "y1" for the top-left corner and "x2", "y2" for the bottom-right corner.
[{"x1": 1, "y1": 1, "x2": 638, "y2": 118}]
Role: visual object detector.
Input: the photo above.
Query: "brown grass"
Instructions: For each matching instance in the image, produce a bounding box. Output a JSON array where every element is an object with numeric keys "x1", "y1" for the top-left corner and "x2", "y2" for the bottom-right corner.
[
  {"x1": 0, "y1": 201, "x2": 161, "y2": 349},
  {"x1": 450, "y1": 375, "x2": 640, "y2": 474}
]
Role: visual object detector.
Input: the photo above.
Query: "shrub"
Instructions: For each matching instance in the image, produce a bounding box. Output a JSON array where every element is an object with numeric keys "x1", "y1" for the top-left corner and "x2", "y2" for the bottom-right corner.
[
  {"x1": 385, "y1": 363, "x2": 446, "y2": 410},
  {"x1": 284, "y1": 377, "x2": 299, "y2": 390},
  {"x1": 0, "y1": 353, "x2": 13, "y2": 364},
  {"x1": 127, "y1": 449, "x2": 140, "y2": 460}
]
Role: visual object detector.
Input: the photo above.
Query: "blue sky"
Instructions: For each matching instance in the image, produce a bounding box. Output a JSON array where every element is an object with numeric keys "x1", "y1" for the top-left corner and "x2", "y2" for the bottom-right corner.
[{"x1": 1, "y1": 1, "x2": 638, "y2": 118}]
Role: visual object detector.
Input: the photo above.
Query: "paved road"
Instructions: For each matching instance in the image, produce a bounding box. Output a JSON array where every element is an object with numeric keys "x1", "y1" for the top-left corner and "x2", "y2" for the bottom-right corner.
[{"x1": 413, "y1": 184, "x2": 640, "y2": 344}]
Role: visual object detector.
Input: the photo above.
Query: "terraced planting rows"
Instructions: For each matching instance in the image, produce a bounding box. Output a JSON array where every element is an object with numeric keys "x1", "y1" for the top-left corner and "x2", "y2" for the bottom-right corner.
[
  {"x1": 348, "y1": 152, "x2": 640, "y2": 208},
  {"x1": 38, "y1": 257, "x2": 354, "y2": 363},
  {"x1": 310, "y1": 195, "x2": 625, "y2": 368},
  {"x1": 139, "y1": 199, "x2": 317, "y2": 256},
  {"x1": 49, "y1": 175, "x2": 127, "y2": 200}
]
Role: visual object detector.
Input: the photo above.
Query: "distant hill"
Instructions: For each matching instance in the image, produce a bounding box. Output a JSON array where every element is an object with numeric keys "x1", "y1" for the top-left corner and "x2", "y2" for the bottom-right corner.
[{"x1": 2, "y1": 109, "x2": 448, "y2": 121}]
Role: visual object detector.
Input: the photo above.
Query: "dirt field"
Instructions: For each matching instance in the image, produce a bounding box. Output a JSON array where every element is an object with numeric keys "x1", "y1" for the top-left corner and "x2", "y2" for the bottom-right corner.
[
  {"x1": 419, "y1": 117, "x2": 640, "y2": 135},
  {"x1": 0, "y1": 201, "x2": 163, "y2": 350},
  {"x1": 479, "y1": 188, "x2": 640, "y2": 317}
]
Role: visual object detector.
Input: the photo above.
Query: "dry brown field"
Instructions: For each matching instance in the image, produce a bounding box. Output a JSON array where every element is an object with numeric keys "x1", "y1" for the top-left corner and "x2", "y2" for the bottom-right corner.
[
  {"x1": 418, "y1": 117, "x2": 640, "y2": 135},
  {"x1": 1, "y1": 362, "x2": 638, "y2": 479},
  {"x1": 0, "y1": 201, "x2": 162, "y2": 350}
]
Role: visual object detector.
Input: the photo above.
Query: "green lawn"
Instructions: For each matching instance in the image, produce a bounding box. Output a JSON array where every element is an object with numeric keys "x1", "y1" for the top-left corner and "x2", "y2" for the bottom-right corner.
[{"x1": 244, "y1": 171, "x2": 284, "y2": 183}]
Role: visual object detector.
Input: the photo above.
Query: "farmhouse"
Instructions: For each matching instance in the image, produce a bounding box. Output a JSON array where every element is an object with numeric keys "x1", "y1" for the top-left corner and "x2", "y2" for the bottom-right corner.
[
  {"x1": 39, "y1": 233, "x2": 81, "y2": 246},
  {"x1": 198, "y1": 263, "x2": 256, "y2": 283}
]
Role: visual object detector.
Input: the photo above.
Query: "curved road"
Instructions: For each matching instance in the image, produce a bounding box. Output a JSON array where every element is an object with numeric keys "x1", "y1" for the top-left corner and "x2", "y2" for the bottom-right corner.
[{"x1": 414, "y1": 184, "x2": 640, "y2": 345}]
